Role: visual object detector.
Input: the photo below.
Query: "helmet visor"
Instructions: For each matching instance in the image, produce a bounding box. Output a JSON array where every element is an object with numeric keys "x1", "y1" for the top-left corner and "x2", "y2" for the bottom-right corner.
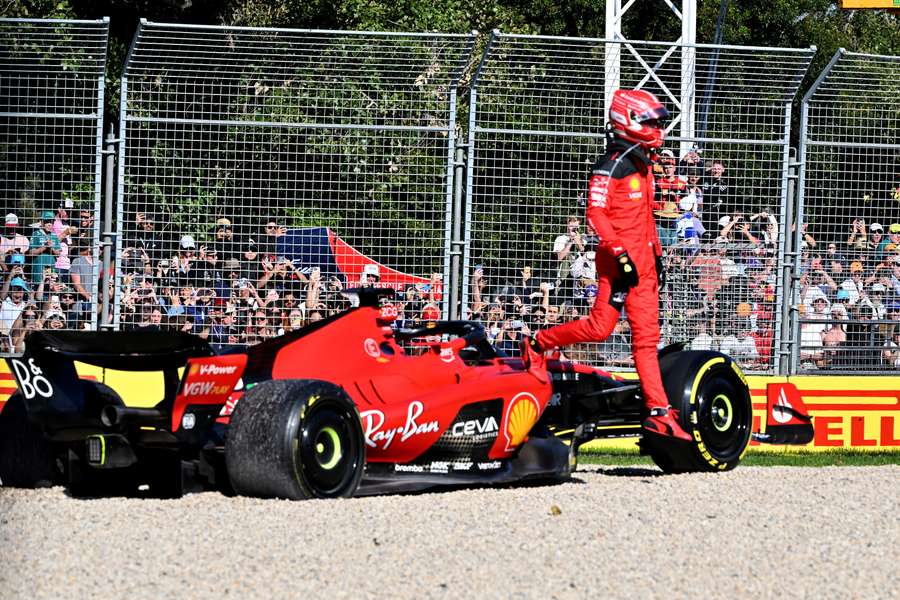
[{"x1": 633, "y1": 105, "x2": 670, "y2": 124}]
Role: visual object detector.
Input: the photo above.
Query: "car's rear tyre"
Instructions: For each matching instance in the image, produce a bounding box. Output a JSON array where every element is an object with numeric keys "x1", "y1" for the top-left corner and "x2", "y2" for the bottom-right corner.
[
  {"x1": 0, "y1": 392, "x2": 58, "y2": 487},
  {"x1": 644, "y1": 351, "x2": 752, "y2": 473},
  {"x1": 226, "y1": 379, "x2": 365, "y2": 500}
]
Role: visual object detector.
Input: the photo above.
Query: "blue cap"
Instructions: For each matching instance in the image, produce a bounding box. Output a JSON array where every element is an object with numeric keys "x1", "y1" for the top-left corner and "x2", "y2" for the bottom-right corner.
[
  {"x1": 6, "y1": 253, "x2": 25, "y2": 266},
  {"x1": 10, "y1": 277, "x2": 29, "y2": 291},
  {"x1": 41, "y1": 210, "x2": 55, "y2": 221},
  {"x1": 836, "y1": 289, "x2": 850, "y2": 300}
]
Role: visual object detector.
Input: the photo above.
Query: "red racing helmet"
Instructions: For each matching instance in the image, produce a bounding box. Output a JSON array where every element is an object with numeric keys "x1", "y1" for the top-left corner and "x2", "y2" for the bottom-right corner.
[{"x1": 608, "y1": 89, "x2": 670, "y2": 150}]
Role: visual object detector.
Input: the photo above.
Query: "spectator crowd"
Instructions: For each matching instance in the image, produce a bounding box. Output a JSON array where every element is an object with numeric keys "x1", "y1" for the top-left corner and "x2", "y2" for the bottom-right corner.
[
  {"x1": 462, "y1": 148, "x2": 900, "y2": 371},
  {"x1": 4, "y1": 150, "x2": 900, "y2": 371}
]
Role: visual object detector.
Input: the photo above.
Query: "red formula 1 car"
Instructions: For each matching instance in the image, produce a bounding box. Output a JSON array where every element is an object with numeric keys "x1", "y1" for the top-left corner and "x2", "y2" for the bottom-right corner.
[{"x1": 0, "y1": 289, "x2": 813, "y2": 499}]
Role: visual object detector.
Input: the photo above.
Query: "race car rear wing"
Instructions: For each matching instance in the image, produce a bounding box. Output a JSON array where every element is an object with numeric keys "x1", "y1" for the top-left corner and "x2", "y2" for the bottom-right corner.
[
  {"x1": 21, "y1": 330, "x2": 213, "y2": 371},
  {"x1": 7, "y1": 331, "x2": 214, "y2": 433}
]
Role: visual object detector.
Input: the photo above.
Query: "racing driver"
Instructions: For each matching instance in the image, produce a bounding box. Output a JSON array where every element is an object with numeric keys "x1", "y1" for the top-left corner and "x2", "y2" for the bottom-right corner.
[{"x1": 526, "y1": 89, "x2": 691, "y2": 441}]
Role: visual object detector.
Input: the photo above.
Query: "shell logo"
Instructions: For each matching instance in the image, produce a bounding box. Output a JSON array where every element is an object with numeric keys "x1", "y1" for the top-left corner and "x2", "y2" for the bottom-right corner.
[
  {"x1": 188, "y1": 363, "x2": 199, "y2": 377},
  {"x1": 629, "y1": 176, "x2": 641, "y2": 191},
  {"x1": 503, "y1": 392, "x2": 541, "y2": 451}
]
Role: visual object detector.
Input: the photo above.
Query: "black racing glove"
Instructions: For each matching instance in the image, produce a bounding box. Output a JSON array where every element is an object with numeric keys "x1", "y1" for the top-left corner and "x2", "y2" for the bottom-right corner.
[
  {"x1": 655, "y1": 254, "x2": 666, "y2": 290},
  {"x1": 613, "y1": 248, "x2": 639, "y2": 289}
]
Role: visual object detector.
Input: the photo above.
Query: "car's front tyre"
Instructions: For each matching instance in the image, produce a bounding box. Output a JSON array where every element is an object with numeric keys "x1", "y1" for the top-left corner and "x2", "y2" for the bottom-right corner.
[{"x1": 644, "y1": 351, "x2": 752, "y2": 473}]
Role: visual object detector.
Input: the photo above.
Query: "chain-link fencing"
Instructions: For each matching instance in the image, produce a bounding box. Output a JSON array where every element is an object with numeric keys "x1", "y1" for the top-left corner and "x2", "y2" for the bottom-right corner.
[
  {"x1": 117, "y1": 21, "x2": 474, "y2": 344},
  {"x1": 464, "y1": 32, "x2": 814, "y2": 372},
  {"x1": 795, "y1": 50, "x2": 900, "y2": 373},
  {"x1": 0, "y1": 18, "x2": 108, "y2": 352},
  {"x1": 5, "y1": 19, "x2": 897, "y2": 375}
]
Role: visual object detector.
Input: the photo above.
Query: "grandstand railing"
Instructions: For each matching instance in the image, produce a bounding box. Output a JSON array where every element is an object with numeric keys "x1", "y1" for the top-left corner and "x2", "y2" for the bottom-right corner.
[
  {"x1": 795, "y1": 49, "x2": 900, "y2": 374},
  {"x1": 0, "y1": 18, "x2": 108, "y2": 351}
]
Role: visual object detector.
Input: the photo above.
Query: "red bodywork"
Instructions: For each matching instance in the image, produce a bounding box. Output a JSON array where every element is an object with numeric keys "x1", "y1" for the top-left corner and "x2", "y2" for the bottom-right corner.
[{"x1": 177, "y1": 306, "x2": 558, "y2": 463}]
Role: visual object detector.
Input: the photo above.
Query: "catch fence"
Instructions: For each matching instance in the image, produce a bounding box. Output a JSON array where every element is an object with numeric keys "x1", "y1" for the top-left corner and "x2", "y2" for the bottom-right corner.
[
  {"x1": 2, "y1": 18, "x2": 899, "y2": 375},
  {"x1": 464, "y1": 32, "x2": 814, "y2": 373},
  {"x1": 118, "y1": 21, "x2": 475, "y2": 334},
  {"x1": 0, "y1": 18, "x2": 108, "y2": 350},
  {"x1": 795, "y1": 50, "x2": 900, "y2": 373}
]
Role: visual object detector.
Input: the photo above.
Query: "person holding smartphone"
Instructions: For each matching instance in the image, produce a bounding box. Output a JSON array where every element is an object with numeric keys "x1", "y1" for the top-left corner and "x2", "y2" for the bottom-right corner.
[
  {"x1": 525, "y1": 89, "x2": 690, "y2": 442},
  {"x1": 1, "y1": 269, "x2": 30, "y2": 343}
]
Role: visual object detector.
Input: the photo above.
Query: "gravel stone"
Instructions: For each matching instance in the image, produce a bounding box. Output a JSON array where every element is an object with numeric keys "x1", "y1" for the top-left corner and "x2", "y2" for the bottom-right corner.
[{"x1": 1, "y1": 465, "x2": 897, "y2": 599}]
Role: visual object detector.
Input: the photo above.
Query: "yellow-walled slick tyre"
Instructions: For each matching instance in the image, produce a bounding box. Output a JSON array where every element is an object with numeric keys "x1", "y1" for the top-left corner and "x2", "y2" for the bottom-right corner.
[
  {"x1": 226, "y1": 379, "x2": 365, "y2": 500},
  {"x1": 645, "y1": 351, "x2": 752, "y2": 473}
]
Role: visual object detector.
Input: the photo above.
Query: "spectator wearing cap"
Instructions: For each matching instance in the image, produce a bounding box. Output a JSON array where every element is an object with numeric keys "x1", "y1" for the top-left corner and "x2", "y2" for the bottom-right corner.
[
  {"x1": 176, "y1": 235, "x2": 199, "y2": 281},
  {"x1": 870, "y1": 283, "x2": 888, "y2": 320},
  {"x1": 242, "y1": 240, "x2": 265, "y2": 288},
  {"x1": 886, "y1": 223, "x2": 900, "y2": 256},
  {"x1": 69, "y1": 240, "x2": 96, "y2": 325},
  {"x1": 1, "y1": 271, "x2": 30, "y2": 345},
  {"x1": 28, "y1": 211, "x2": 61, "y2": 285},
  {"x1": 57, "y1": 286, "x2": 78, "y2": 324},
  {"x1": 839, "y1": 261, "x2": 866, "y2": 305},
  {"x1": 1, "y1": 213, "x2": 30, "y2": 261},
  {"x1": 51, "y1": 201, "x2": 78, "y2": 240},
  {"x1": 360, "y1": 263, "x2": 380, "y2": 287},
  {"x1": 43, "y1": 307, "x2": 67, "y2": 330}
]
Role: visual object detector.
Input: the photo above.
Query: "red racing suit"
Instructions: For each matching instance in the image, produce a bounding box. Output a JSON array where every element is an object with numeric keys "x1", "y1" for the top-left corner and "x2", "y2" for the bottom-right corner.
[{"x1": 539, "y1": 139, "x2": 668, "y2": 409}]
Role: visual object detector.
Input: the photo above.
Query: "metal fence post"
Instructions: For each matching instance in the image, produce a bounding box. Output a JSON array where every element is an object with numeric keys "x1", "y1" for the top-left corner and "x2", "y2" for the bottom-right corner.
[
  {"x1": 777, "y1": 147, "x2": 798, "y2": 375},
  {"x1": 100, "y1": 126, "x2": 117, "y2": 329},
  {"x1": 449, "y1": 145, "x2": 466, "y2": 320}
]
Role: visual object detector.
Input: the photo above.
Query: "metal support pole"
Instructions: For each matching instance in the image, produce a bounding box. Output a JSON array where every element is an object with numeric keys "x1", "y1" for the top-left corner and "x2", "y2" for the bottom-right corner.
[
  {"x1": 100, "y1": 126, "x2": 116, "y2": 330},
  {"x1": 777, "y1": 149, "x2": 798, "y2": 375},
  {"x1": 449, "y1": 145, "x2": 466, "y2": 320}
]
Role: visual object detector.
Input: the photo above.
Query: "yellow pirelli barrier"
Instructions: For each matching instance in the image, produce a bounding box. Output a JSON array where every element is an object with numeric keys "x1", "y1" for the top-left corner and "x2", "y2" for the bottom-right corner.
[{"x1": 1, "y1": 361, "x2": 897, "y2": 451}]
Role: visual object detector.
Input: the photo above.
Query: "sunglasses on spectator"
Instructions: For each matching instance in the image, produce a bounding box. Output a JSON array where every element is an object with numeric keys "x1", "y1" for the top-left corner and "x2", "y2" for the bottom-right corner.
[{"x1": 265, "y1": 224, "x2": 278, "y2": 230}]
